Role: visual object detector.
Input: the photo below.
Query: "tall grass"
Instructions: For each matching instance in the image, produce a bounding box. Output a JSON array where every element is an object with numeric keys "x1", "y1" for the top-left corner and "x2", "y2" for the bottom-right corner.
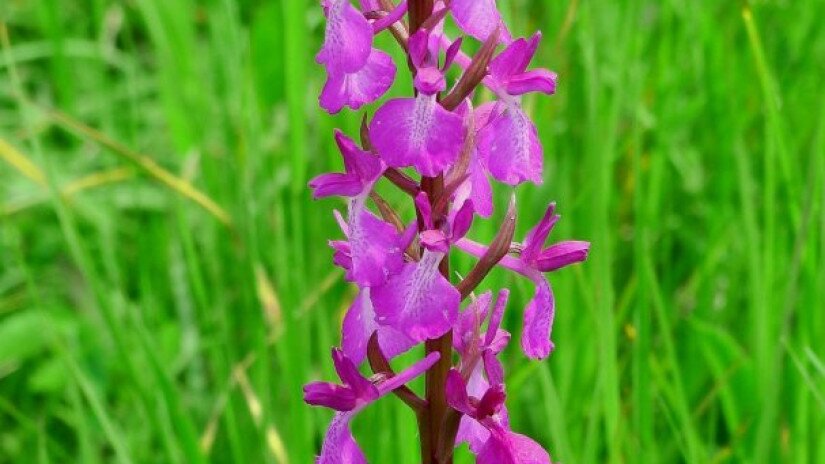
[{"x1": 1, "y1": 0, "x2": 823, "y2": 462}]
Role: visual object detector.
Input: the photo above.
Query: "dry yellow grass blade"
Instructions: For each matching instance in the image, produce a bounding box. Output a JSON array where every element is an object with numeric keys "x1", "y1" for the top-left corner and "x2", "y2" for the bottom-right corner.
[
  {"x1": 199, "y1": 354, "x2": 289, "y2": 464},
  {"x1": 234, "y1": 366, "x2": 290, "y2": 464},
  {"x1": 0, "y1": 137, "x2": 46, "y2": 187},
  {"x1": 297, "y1": 269, "x2": 343, "y2": 317},
  {"x1": 46, "y1": 109, "x2": 233, "y2": 226},
  {"x1": 255, "y1": 264, "x2": 283, "y2": 338},
  {"x1": 2, "y1": 167, "x2": 134, "y2": 217},
  {"x1": 63, "y1": 167, "x2": 134, "y2": 196}
]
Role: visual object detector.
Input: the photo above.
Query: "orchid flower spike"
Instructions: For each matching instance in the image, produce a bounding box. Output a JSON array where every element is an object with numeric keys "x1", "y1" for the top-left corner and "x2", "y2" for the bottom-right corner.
[{"x1": 308, "y1": 2, "x2": 589, "y2": 461}]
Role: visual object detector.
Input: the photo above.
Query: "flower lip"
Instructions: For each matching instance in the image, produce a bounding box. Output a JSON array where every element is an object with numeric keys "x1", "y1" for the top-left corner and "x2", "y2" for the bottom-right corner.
[{"x1": 317, "y1": 0, "x2": 373, "y2": 75}]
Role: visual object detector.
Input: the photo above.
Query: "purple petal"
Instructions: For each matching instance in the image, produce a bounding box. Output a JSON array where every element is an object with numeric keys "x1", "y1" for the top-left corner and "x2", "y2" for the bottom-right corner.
[
  {"x1": 455, "y1": 145, "x2": 494, "y2": 218},
  {"x1": 415, "y1": 191, "x2": 434, "y2": 229},
  {"x1": 420, "y1": 230, "x2": 450, "y2": 253},
  {"x1": 320, "y1": 49, "x2": 397, "y2": 114},
  {"x1": 333, "y1": 209, "x2": 350, "y2": 234},
  {"x1": 454, "y1": 291, "x2": 493, "y2": 355},
  {"x1": 455, "y1": 362, "x2": 492, "y2": 452},
  {"x1": 507, "y1": 431, "x2": 552, "y2": 464},
  {"x1": 317, "y1": 412, "x2": 368, "y2": 464},
  {"x1": 342, "y1": 288, "x2": 416, "y2": 365},
  {"x1": 400, "y1": 221, "x2": 418, "y2": 249},
  {"x1": 478, "y1": 104, "x2": 543, "y2": 186},
  {"x1": 535, "y1": 240, "x2": 590, "y2": 272},
  {"x1": 304, "y1": 382, "x2": 358, "y2": 411},
  {"x1": 408, "y1": 29, "x2": 429, "y2": 68},
  {"x1": 476, "y1": 384, "x2": 506, "y2": 418},
  {"x1": 414, "y1": 66, "x2": 446, "y2": 95},
  {"x1": 445, "y1": 369, "x2": 474, "y2": 415},
  {"x1": 466, "y1": 360, "x2": 490, "y2": 398},
  {"x1": 317, "y1": 0, "x2": 373, "y2": 75},
  {"x1": 443, "y1": 37, "x2": 464, "y2": 71},
  {"x1": 489, "y1": 32, "x2": 541, "y2": 87},
  {"x1": 348, "y1": 200, "x2": 405, "y2": 286},
  {"x1": 476, "y1": 433, "x2": 515, "y2": 464},
  {"x1": 377, "y1": 351, "x2": 440, "y2": 395},
  {"x1": 359, "y1": 0, "x2": 379, "y2": 11},
  {"x1": 470, "y1": 153, "x2": 494, "y2": 217},
  {"x1": 482, "y1": 349, "x2": 505, "y2": 386},
  {"x1": 309, "y1": 173, "x2": 363, "y2": 199},
  {"x1": 485, "y1": 289, "x2": 509, "y2": 346},
  {"x1": 451, "y1": 200, "x2": 475, "y2": 240},
  {"x1": 371, "y1": 250, "x2": 460, "y2": 342},
  {"x1": 505, "y1": 68, "x2": 557, "y2": 96},
  {"x1": 457, "y1": 415, "x2": 491, "y2": 454},
  {"x1": 309, "y1": 131, "x2": 383, "y2": 197},
  {"x1": 331, "y1": 348, "x2": 377, "y2": 401},
  {"x1": 521, "y1": 203, "x2": 558, "y2": 263},
  {"x1": 370, "y1": 95, "x2": 465, "y2": 177},
  {"x1": 474, "y1": 101, "x2": 500, "y2": 131},
  {"x1": 449, "y1": 0, "x2": 510, "y2": 43},
  {"x1": 336, "y1": 130, "x2": 383, "y2": 186},
  {"x1": 521, "y1": 276, "x2": 555, "y2": 359},
  {"x1": 371, "y1": 0, "x2": 407, "y2": 33},
  {"x1": 477, "y1": 428, "x2": 551, "y2": 464},
  {"x1": 486, "y1": 329, "x2": 511, "y2": 356},
  {"x1": 330, "y1": 240, "x2": 354, "y2": 281}
]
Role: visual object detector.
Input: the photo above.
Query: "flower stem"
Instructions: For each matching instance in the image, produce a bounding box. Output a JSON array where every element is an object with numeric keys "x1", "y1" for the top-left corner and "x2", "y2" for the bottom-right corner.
[{"x1": 408, "y1": 0, "x2": 433, "y2": 33}]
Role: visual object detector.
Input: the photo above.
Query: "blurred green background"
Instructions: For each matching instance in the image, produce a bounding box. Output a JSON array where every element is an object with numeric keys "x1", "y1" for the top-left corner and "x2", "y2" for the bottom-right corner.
[{"x1": 1, "y1": 0, "x2": 823, "y2": 462}]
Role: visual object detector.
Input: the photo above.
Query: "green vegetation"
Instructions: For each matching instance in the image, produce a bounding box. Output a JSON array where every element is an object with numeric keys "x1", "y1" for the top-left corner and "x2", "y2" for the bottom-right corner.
[{"x1": 1, "y1": 0, "x2": 823, "y2": 462}]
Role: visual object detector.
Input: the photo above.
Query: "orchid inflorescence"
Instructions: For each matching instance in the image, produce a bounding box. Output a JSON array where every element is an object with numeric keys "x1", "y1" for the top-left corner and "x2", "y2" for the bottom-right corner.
[{"x1": 304, "y1": 1, "x2": 590, "y2": 462}]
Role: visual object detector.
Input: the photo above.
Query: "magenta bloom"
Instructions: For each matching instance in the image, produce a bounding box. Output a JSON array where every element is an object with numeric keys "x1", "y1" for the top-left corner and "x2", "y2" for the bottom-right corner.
[
  {"x1": 369, "y1": 193, "x2": 474, "y2": 342},
  {"x1": 476, "y1": 101, "x2": 543, "y2": 185},
  {"x1": 476, "y1": 33, "x2": 558, "y2": 186},
  {"x1": 453, "y1": 103, "x2": 496, "y2": 217},
  {"x1": 489, "y1": 33, "x2": 557, "y2": 97},
  {"x1": 305, "y1": 349, "x2": 440, "y2": 463},
  {"x1": 308, "y1": 130, "x2": 382, "y2": 199},
  {"x1": 449, "y1": 0, "x2": 511, "y2": 43},
  {"x1": 317, "y1": 0, "x2": 373, "y2": 76},
  {"x1": 456, "y1": 203, "x2": 589, "y2": 359},
  {"x1": 446, "y1": 370, "x2": 551, "y2": 464},
  {"x1": 369, "y1": 29, "x2": 466, "y2": 177},
  {"x1": 317, "y1": 1, "x2": 397, "y2": 113},
  {"x1": 452, "y1": 291, "x2": 511, "y2": 451},
  {"x1": 309, "y1": 131, "x2": 407, "y2": 287},
  {"x1": 455, "y1": 149, "x2": 494, "y2": 217},
  {"x1": 320, "y1": 49, "x2": 396, "y2": 114}
]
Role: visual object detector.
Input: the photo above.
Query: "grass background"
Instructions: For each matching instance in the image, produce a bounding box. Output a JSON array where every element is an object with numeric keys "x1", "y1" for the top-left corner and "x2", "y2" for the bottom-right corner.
[{"x1": 1, "y1": 0, "x2": 824, "y2": 462}]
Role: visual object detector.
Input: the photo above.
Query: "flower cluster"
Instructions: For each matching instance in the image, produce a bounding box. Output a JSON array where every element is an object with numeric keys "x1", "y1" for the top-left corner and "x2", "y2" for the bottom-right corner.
[{"x1": 306, "y1": 1, "x2": 589, "y2": 462}]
